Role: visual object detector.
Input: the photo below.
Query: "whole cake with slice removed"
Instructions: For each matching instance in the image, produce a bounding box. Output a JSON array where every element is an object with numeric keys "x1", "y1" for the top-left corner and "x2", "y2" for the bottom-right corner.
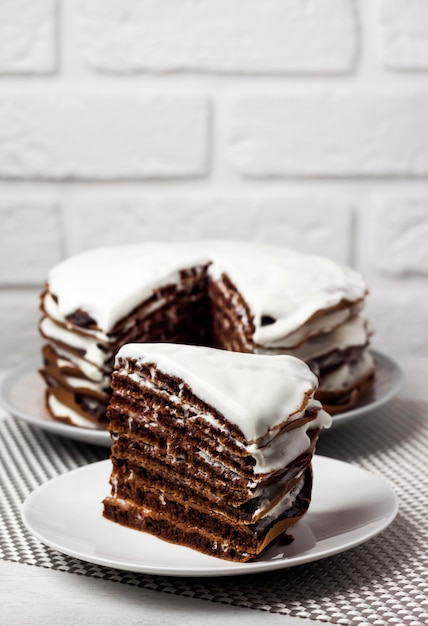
[
  {"x1": 102, "y1": 343, "x2": 331, "y2": 562},
  {"x1": 39, "y1": 240, "x2": 374, "y2": 428}
]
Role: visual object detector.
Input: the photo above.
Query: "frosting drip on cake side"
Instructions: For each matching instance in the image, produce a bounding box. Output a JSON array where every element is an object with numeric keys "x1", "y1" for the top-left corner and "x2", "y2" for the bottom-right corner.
[{"x1": 206, "y1": 241, "x2": 367, "y2": 346}]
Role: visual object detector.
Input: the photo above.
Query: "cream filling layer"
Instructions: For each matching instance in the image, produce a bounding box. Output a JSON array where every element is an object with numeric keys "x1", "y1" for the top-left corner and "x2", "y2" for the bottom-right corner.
[
  {"x1": 321, "y1": 351, "x2": 375, "y2": 391},
  {"x1": 47, "y1": 393, "x2": 101, "y2": 429},
  {"x1": 255, "y1": 473, "x2": 305, "y2": 525},
  {"x1": 51, "y1": 346, "x2": 107, "y2": 383},
  {"x1": 62, "y1": 374, "x2": 109, "y2": 394},
  {"x1": 41, "y1": 317, "x2": 109, "y2": 369}
]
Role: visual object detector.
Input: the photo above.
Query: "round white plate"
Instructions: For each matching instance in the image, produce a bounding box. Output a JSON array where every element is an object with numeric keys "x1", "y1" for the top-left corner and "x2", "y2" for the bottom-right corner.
[
  {"x1": 22, "y1": 456, "x2": 398, "y2": 577},
  {"x1": 1, "y1": 350, "x2": 403, "y2": 446}
]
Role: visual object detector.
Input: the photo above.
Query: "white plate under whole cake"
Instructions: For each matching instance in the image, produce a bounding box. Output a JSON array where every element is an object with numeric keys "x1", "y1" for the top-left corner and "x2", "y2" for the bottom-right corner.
[
  {"x1": 0, "y1": 350, "x2": 403, "y2": 447},
  {"x1": 21, "y1": 456, "x2": 398, "y2": 577}
]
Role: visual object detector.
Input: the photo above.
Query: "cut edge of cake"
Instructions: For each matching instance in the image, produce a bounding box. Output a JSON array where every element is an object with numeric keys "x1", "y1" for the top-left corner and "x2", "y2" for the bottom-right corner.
[{"x1": 102, "y1": 342, "x2": 331, "y2": 562}]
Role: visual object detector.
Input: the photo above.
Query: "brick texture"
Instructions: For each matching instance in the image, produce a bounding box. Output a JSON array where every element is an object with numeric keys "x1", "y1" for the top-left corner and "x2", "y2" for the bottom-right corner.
[
  {"x1": 379, "y1": 0, "x2": 428, "y2": 70},
  {"x1": 62, "y1": 195, "x2": 351, "y2": 263},
  {"x1": 354, "y1": 195, "x2": 428, "y2": 358},
  {"x1": 228, "y1": 91, "x2": 428, "y2": 177},
  {"x1": 0, "y1": 95, "x2": 209, "y2": 180},
  {"x1": 0, "y1": 204, "x2": 62, "y2": 284},
  {"x1": 0, "y1": 290, "x2": 41, "y2": 368},
  {"x1": 75, "y1": 0, "x2": 357, "y2": 74},
  {"x1": 364, "y1": 287, "x2": 428, "y2": 357},
  {"x1": 0, "y1": 0, "x2": 56, "y2": 74},
  {"x1": 369, "y1": 196, "x2": 428, "y2": 277}
]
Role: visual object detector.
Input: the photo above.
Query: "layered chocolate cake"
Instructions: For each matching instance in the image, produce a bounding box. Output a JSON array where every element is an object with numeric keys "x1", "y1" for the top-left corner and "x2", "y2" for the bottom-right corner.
[
  {"x1": 103, "y1": 343, "x2": 331, "y2": 562},
  {"x1": 39, "y1": 241, "x2": 374, "y2": 428}
]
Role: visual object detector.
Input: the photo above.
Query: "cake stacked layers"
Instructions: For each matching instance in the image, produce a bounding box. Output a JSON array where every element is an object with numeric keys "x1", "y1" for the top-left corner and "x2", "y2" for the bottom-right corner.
[
  {"x1": 39, "y1": 241, "x2": 374, "y2": 428},
  {"x1": 103, "y1": 343, "x2": 331, "y2": 562}
]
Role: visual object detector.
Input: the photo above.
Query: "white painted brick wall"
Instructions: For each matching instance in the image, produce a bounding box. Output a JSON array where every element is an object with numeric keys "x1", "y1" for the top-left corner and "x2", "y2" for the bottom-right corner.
[
  {"x1": 229, "y1": 91, "x2": 428, "y2": 177},
  {"x1": 0, "y1": 290, "x2": 42, "y2": 365},
  {"x1": 368, "y1": 196, "x2": 428, "y2": 277},
  {"x1": 0, "y1": 0, "x2": 427, "y2": 369},
  {"x1": 61, "y1": 195, "x2": 351, "y2": 262},
  {"x1": 355, "y1": 193, "x2": 428, "y2": 358},
  {"x1": 379, "y1": 0, "x2": 428, "y2": 70},
  {"x1": 75, "y1": 0, "x2": 357, "y2": 74},
  {"x1": 0, "y1": 95, "x2": 209, "y2": 179},
  {"x1": 0, "y1": 0, "x2": 56, "y2": 74},
  {"x1": 0, "y1": 203, "x2": 61, "y2": 283}
]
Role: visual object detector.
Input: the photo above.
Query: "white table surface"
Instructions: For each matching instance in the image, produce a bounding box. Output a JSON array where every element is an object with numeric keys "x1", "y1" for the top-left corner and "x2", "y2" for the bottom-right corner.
[{"x1": 1, "y1": 354, "x2": 427, "y2": 626}]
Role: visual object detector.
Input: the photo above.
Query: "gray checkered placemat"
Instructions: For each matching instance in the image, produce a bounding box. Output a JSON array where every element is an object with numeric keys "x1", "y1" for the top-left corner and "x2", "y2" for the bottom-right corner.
[{"x1": 1, "y1": 399, "x2": 427, "y2": 625}]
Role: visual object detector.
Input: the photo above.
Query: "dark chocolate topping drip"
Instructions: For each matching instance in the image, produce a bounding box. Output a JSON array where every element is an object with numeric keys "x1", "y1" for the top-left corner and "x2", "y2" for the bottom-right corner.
[
  {"x1": 66, "y1": 309, "x2": 97, "y2": 329},
  {"x1": 261, "y1": 315, "x2": 276, "y2": 327}
]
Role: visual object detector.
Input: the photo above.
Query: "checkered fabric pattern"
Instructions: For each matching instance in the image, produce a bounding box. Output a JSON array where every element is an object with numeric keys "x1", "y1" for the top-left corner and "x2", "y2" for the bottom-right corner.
[{"x1": 1, "y1": 398, "x2": 427, "y2": 625}]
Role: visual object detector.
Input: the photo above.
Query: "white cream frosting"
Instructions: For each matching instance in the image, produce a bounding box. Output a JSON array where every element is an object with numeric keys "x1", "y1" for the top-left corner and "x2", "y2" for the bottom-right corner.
[
  {"x1": 48, "y1": 243, "x2": 209, "y2": 334},
  {"x1": 47, "y1": 241, "x2": 368, "y2": 347},
  {"x1": 115, "y1": 343, "x2": 331, "y2": 446},
  {"x1": 285, "y1": 316, "x2": 370, "y2": 362}
]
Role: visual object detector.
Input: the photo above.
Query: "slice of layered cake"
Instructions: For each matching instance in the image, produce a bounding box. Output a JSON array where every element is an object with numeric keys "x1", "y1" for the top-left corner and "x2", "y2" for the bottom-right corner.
[
  {"x1": 102, "y1": 343, "x2": 331, "y2": 562},
  {"x1": 39, "y1": 241, "x2": 374, "y2": 428}
]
